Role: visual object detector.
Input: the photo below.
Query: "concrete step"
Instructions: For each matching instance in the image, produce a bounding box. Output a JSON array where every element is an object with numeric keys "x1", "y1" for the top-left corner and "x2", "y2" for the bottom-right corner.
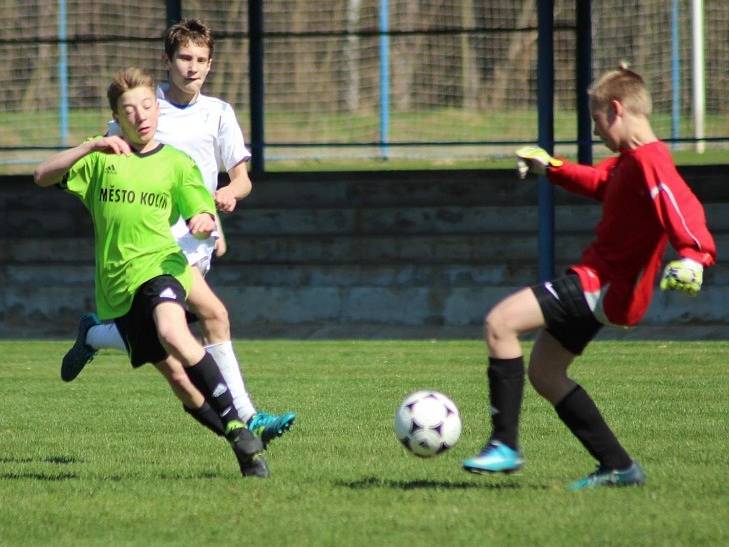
[
  {"x1": 8, "y1": 201, "x2": 729, "y2": 239},
  {"x1": 7, "y1": 166, "x2": 729, "y2": 212},
  {"x1": 7, "y1": 260, "x2": 729, "y2": 291},
  {"x1": 220, "y1": 204, "x2": 604, "y2": 235},
  {"x1": 0, "y1": 233, "x2": 596, "y2": 264},
  {"x1": 240, "y1": 167, "x2": 729, "y2": 208},
  {"x1": 10, "y1": 204, "x2": 602, "y2": 237},
  {"x1": 2, "y1": 262, "x2": 547, "y2": 288},
  {"x1": 3, "y1": 283, "x2": 726, "y2": 333},
  {"x1": 5, "y1": 232, "x2": 728, "y2": 267},
  {"x1": 223, "y1": 201, "x2": 729, "y2": 235}
]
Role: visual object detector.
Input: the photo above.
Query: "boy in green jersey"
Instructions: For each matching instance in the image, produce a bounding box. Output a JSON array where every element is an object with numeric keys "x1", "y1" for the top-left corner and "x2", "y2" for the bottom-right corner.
[
  {"x1": 33, "y1": 67, "x2": 269, "y2": 478},
  {"x1": 61, "y1": 19, "x2": 295, "y2": 449}
]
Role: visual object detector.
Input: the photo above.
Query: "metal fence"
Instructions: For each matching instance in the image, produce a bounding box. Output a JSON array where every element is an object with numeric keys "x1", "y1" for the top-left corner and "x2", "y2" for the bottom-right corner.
[{"x1": 1, "y1": 0, "x2": 727, "y2": 174}]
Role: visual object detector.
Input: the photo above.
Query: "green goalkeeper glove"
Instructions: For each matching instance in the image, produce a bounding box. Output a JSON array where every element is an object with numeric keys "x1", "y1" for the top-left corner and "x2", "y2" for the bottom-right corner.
[
  {"x1": 659, "y1": 258, "x2": 704, "y2": 296},
  {"x1": 515, "y1": 145, "x2": 564, "y2": 179}
]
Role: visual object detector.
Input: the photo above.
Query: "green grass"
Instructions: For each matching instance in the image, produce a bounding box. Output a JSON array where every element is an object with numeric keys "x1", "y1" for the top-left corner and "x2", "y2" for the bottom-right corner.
[{"x1": 1, "y1": 339, "x2": 728, "y2": 546}]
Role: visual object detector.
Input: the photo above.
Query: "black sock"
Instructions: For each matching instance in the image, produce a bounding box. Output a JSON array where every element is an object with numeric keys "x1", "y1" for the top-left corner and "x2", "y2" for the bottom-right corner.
[
  {"x1": 555, "y1": 385, "x2": 632, "y2": 470},
  {"x1": 185, "y1": 353, "x2": 238, "y2": 430},
  {"x1": 488, "y1": 356, "x2": 525, "y2": 450},
  {"x1": 183, "y1": 402, "x2": 225, "y2": 437}
]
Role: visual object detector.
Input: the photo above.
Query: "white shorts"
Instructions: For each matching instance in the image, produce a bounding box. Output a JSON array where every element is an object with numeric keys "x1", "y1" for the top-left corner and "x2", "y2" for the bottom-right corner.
[{"x1": 171, "y1": 219, "x2": 218, "y2": 276}]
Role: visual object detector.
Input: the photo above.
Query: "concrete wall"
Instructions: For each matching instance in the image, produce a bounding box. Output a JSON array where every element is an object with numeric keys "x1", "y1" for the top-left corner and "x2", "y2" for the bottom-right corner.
[{"x1": 2, "y1": 167, "x2": 727, "y2": 338}]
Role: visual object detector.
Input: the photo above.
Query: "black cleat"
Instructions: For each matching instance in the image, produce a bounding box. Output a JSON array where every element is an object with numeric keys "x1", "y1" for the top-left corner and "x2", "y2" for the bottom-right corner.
[
  {"x1": 226, "y1": 421, "x2": 269, "y2": 478},
  {"x1": 61, "y1": 313, "x2": 101, "y2": 382}
]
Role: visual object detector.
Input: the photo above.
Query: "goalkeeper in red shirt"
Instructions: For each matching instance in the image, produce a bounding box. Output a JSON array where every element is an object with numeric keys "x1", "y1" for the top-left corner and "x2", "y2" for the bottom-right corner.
[{"x1": 463, "y1": 64, "x2": 716, "y2": 490}]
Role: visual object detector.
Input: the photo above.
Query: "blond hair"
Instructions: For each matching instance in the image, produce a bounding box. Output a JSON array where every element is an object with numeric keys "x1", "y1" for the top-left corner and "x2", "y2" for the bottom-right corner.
[
  {"x1": 107, "y1": 67, "x2": 155, "y2": 112},
  {"x1": 588, "y1": 62, "x2": 652, "y2": 116},
  {"x1": 164, "y1": 18, "x2": 214, "y2": 61}
]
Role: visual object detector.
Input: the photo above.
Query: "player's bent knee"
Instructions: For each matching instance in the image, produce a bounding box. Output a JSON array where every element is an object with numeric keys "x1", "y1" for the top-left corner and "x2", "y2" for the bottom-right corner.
[
  {"x1": 484, "y1": 310, "x2": 512, "y2": 345},
  {"x1": 156, "y1": 325, "x2": 193, "y2": 355},
  {"x1": 199, "y1": 304, "x2": 230, "y2": 342}
]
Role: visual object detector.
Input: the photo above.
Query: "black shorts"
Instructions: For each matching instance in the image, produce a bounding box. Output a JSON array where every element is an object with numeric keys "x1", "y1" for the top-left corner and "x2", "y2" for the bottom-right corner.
[
  {"x1": 531, "y1": 272, "x2": 602, "y2": 355},
  {"x1": 114, "y1": 275, "x2": 187, "y2": 368}
]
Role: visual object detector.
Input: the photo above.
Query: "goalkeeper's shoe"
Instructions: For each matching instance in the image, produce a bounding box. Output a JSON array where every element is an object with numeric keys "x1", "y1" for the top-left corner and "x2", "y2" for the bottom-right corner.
[
  {"x1": 61, "y1": 313, "x2": 101, "y2": 382},
  {"x1": 248, "y1": 411, "x2": 297, "y2": 449},
  {"x1": 568, "y1": 461, "x2": 646, "y2": 492},
  {"x1": 660, "y1": 258, "x2": 703, "y2": 296},
  {"x1": 463, "y1": 440, "x2": 524, "y2": 474},
  {"x1": 515, "y1": 145, "x2": 564, "y2": 179},
  {"x1": 225, "y1": 420, "x2": 269, "y2": 478}
]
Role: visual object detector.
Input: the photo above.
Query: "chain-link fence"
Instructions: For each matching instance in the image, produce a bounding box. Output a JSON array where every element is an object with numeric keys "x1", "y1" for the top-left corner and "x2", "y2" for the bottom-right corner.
[{"x1": 1, "y1": 0, "x2": 728, "y2": 173}]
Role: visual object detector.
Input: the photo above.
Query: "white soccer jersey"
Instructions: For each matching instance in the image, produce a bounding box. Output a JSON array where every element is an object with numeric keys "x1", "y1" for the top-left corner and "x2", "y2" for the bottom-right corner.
[{"x1": 107, "y1": 84, "x2": 250, "y2": 272}]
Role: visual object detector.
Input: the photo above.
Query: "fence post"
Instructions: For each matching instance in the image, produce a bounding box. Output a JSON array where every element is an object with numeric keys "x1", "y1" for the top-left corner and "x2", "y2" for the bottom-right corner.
[
  {"x1": 165, "y1": 0, "x2": 181, "y2": 27},
  {"x1": 576, "y1": 0, "x2": 592, "y2": 165},
  {"x1": 691, "y1": 0, "x2": 705, "y2": 154},
  {"x1": 671, "y1": 0, "x2": 681, "y2": 148},
  {"x1": 537, "y1": 0, "x2": 555, "y2": 282},
  {"x1": 249, "y1": 0, "x2": 265, "y2": 175},
  {"x1": 58, "y1": 0, "x2": 69, "y2": 146},
  {"x1": 379, "y1": 0, "x2": 390, "y2": 160}
]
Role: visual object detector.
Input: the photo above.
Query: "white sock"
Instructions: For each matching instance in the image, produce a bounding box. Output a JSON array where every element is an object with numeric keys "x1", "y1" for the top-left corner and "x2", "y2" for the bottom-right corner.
[
  {"x1": 86, "y1": 322, "x2": 126, "y2": 352},
  {"x1": 205, "y1": 341, "x2": 257, "y2": 423}
]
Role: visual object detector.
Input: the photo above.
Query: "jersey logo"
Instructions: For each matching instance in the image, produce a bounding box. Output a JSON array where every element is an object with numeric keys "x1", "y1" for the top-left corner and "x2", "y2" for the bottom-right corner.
[
  {"x1": 159, "y1": 287, "x2": 178, "y2": 300},
  {"x1": 104, "y1": 163, "x2": 117, "y2": 174},
  {"x1": 544, "y1": 281, "x2": 560, "y2": 300}
]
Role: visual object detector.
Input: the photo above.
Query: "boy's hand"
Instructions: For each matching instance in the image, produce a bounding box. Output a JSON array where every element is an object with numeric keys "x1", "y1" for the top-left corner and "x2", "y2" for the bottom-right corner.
[
  {"x1": 90, "y1": 135, "x2": 132, "y2": 156},
  {"x1": 660, "y1": 258, "x2": 704, "y2": 296},
  {"x1": 187, "y1": 213, "x2": 217, "y2": 240},
  {"x1": 214, "y1": 186, "x2": 238, "y2": 213},
  {"x1": 214, "y1": 236, "x2": 227, "y2": 257},
  {"x1": 515, "y1": 145, "x2": 563, "y2": 179}
]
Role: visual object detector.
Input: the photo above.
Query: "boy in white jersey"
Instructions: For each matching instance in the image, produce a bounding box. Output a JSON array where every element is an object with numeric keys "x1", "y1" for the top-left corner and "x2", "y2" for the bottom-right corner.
[
  {"x1": 61, "y1": 19, "x2": 295, "y2": 447},
  {"x1": 35, "y1": 67, "x2": 268, "y2": 477}
]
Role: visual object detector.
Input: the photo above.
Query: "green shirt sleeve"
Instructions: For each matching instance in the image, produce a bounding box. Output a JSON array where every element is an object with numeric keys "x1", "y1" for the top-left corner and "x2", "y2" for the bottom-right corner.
[
  {"x1": 172, "y1": 156, "x2": 215, "y2": 221},
  {"x1": 57, "y1": 151, "x2": 99, "y2": 207}
]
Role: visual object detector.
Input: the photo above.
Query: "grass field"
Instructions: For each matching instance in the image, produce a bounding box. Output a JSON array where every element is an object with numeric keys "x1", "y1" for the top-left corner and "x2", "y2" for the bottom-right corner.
[{"x1": 2, "y1": 339, "x2": 728, "y2": 546}]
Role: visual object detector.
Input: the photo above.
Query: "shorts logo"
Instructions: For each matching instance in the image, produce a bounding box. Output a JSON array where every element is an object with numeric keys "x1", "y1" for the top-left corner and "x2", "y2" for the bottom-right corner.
[
  {"x1": 544, "y1": 281, "x2": 560, "y2": 300},
  {"x1": 159, "y1": 287, "x2": 178, "y2": 300}
]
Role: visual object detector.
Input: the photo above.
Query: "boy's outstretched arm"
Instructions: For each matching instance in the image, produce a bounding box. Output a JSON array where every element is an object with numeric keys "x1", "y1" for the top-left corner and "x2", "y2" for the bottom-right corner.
[
  {"x1": 34, "y1": 136, "x2": 131, "y2": 187},
  {"x1": 515, "y1": 145, "x2": 613, "y2": 200},
  {"x1": 214, "y1": 161, "x2": 252, "y2": 213},
  {"x1": 515, "y1": 145, "x2": 563, "y2": 178}
]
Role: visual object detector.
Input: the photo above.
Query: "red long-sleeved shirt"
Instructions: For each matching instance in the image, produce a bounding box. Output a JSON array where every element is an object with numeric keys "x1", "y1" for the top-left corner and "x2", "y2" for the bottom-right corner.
[{"x1": 547, "y1": 141, "x2": 716, "y2": 326}]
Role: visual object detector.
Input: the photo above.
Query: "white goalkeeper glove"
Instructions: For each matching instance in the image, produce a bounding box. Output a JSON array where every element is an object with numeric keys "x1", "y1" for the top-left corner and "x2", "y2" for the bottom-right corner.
[
  {"x1": 660, "y1": 258, "x2": 704, "y2": 297},
  {"x1": 515, "y1": 145, "x2": 563, "y2": 179}
]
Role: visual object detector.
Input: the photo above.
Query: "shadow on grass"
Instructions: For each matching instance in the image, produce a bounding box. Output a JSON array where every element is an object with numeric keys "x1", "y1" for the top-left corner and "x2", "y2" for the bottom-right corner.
[
  {"x1": 0, "y1": 454, "x2": 83, "y2": 480},
  {"x1": 0, "y1": 455, "x2": 226, "y2": 481},
  {"x1": 0, "y1": 454, "x2": 84, "y2": 464},
  {"x1": 337, "y1": 475, "x2": 545, "y2": 491},
  {"x1": 1, "y1": 472, "x2": 78, "y2": 480}
]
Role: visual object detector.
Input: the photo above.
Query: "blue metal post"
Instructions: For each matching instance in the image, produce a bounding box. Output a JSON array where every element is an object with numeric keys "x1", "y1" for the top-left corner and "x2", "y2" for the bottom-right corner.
[
  {"x1": 165, "y1": 0, "x2": 182, "y2": 27},
  {"x1": 671, "y1": 0, "x2": 681, "y2": 147},
  {"x1": 537, "y1": 0, "x2": 555, "y2": 282},
  {"x1": 249, "y1": 0, "x2": 265, "y2": 174},
  {"x1": 576, "y1": 0, "x2": 592, "y2": 165},
  {"x1": 58, "y1": 0, "x2": 69, "y2": 146},
  {"x1": 378, "y1": 0, "x2": 390, "y2": 160}
]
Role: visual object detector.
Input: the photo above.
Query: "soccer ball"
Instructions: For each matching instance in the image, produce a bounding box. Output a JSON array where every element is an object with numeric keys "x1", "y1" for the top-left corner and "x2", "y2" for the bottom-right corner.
[{"x1": 394, "y1": 390, "x2": 462, "y2": 457}]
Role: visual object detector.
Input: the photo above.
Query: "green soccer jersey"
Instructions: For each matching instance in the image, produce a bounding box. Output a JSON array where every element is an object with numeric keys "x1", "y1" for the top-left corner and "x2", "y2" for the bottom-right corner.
[{"x1": 60, "y1": 143, "x2": 215, "y2": 320}]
